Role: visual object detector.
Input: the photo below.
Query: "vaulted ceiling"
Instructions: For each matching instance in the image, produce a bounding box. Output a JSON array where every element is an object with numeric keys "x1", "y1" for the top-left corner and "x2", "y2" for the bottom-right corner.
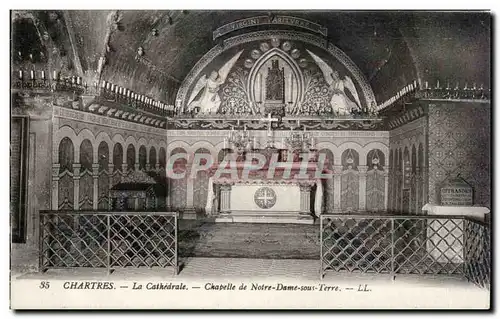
[{"x1": 12, "y1": 10, "x2": 491, "y2": 105}]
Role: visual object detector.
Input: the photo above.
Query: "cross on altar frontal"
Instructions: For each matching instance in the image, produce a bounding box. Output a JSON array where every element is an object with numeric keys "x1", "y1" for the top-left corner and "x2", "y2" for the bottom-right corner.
[{"x1": 261, "y1": 113, "x2": 279, "y2": 136}]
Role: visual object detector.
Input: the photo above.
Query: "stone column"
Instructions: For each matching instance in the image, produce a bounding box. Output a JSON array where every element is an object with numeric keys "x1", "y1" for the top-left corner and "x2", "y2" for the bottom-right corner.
[
  {"x1": 358, "y1": 165, "x2": 368, "y2": 212},
  {"x1": 422, "y1": 166, "x2": 429, "y2": 207},
  {"x1": 186, "y1": 159, "x2": 194, "y2": 208},
  {"x1": 122, "y1": 163, "x2": 128, "y2": 182},
  {"x1": 333, "y1": 165, "x2": 343, "y2": 212},
  {"x1": 384, "y1": 168, "x2": 390, "y2": 211},
  {"x1": 145, "y1": 163, "x2": 151, "y2": 171},
  {"x1": 415, "y1": 167, "x2": 421, "y2": 213},
  {"x1": 134, "y1": 162, "x2": 140, "y2": 171},
  {"x1": 51, "y1": 164, "x2": 60, "y2": 210},
  {"x1": 299, "y1": 184, "x2": 312, "y2": 214},
  {"x1": 92, "y1": 164, "x2": 99, "y2": 210},
  {"x1": 108, "y1": 164, "x2": 114, "y2": 210},
  {"x1": 220, "y1": 184, "x2": 232, "y2": 214},
  {"x1": 73, "y1": 163, "x2": 81, "y2": 210}
]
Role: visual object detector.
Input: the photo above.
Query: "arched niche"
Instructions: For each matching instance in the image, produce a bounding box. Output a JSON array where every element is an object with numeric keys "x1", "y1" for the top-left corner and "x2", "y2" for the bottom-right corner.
[{"x1": 247, "y1": 48, "x2": 304, "y2": 110}]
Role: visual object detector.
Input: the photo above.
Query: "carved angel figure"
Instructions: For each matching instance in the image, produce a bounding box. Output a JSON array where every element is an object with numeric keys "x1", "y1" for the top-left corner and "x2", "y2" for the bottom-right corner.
[
  {"x1": 307, "y1": 50, "x2": 363, "y2": 115},
  {"x1": 187, "y1": 50, "x2": 243, "y2": 114}
]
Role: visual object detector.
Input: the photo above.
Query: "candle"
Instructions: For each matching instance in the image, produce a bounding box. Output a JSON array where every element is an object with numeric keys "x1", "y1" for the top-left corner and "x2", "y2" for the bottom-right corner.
[
  {"x1": 71, "y1": 76, "x2": 76, "y2": 84},
  {"x1": 41, "y1": 70, "x2": 45, "y2": 80},
  {"x1": 30, "y1": 70, "x2": 34, "y2": 80},
  {"x1": 53, "y1": 71, "x2": 58, "y2": 81},
  {"x1": 77, "y1": 77, "x2": 81, "y2": 85},
  {"x1": 425, "y1": 81, "x2": 428, "y2": 89},
  {"x1": 18, "y1": 70, "x2": 23, "y2": 80}
]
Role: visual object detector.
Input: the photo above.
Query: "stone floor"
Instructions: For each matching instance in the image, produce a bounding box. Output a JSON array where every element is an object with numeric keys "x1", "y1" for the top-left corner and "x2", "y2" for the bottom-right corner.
[
  {"x1": 11, "y1": 257, "x2": 490, "y2": 309},
  {"x1": 178, "y1": 220, "x2": 319, "y2": 259}
]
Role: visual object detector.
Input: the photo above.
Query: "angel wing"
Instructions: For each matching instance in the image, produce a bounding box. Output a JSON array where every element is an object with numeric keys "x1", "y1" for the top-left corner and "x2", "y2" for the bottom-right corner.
[
  {"x1": 306, "y1": 49, "x2": 334, "y2": 84},
  {"x1": 343, "y1": 75, "x2": 362, "y2": 108},
  {"x1": 187, "y1": 74, "x2": 207, "y2": 107},
  {"x1": 217, "y1": 50, "x2": 244, "y2": 83}
]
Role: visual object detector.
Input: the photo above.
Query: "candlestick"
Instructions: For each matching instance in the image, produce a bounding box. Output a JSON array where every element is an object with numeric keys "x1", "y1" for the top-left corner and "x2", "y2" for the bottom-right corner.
[{"x1": 18, "y1": 70, "x2": 23, "y2": 80}]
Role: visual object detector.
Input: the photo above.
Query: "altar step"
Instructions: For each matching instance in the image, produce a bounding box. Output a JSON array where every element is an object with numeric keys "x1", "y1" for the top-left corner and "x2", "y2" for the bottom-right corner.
[{"x1": 214, "y1": 212, "x2": 315, "y2": 224}]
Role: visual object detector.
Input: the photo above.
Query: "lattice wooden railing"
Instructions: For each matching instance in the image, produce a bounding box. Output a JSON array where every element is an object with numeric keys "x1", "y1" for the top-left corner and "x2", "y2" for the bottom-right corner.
[
  {"x1": 320, "y1": 214, "x2": 490, "y2": 289},
  {"x1": 39, "y1": 211, "x2": 178, "y2": 275}
]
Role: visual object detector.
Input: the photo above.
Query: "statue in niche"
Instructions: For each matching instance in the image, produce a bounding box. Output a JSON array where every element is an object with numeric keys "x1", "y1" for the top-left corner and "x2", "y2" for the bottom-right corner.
[
  {"x1": 187, "y1": 50, "x2": 243, "y2": 114},
  {"x1": 307, "y1": 50, "x2": 363, "y2": 115},
  {"x1": 265, "y1": 60, "x2": 285, "y2": 102}
]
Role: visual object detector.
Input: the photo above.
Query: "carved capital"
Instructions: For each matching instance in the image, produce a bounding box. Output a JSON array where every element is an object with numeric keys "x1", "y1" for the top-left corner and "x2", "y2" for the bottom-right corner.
[
  {"x1": 52, "y1": 164, "x2": 60, "y2": 177},
  {"x1": 299, "y1": 184, "x2": 312, "y2": 192},
  {"x1": 220, "y1": 184, "x2": 232, "y2": 192},
  {"x1": 92, "y1": 164, "x2": 100, "y2": 176},
  {"x1": 333, "y1": 165, "x2": 344, "y2": 175},
  {"x1": 358, "y1": 165, "x2": 368, "y2": 175}
]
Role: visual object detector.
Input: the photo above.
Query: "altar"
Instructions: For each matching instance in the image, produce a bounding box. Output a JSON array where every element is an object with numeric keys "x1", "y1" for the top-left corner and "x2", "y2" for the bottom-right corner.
[{"x1": 205, "y1": 149, "x2": 323, "y2": 224}]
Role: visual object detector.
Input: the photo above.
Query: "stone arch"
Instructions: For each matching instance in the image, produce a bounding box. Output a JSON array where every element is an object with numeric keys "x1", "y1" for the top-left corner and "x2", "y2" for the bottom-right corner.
[
  {"x1": 111, "y1": 133, "x2": 126, "y2": 163},
  {"x1": 366, "y1": 148, "x2": 386, "y2": 170},
  {"x1": 97, "y1": 141, "x2": 110, "y2": 170},
  {"x1": 138, "y1": 145, "x2": 147, "y2": 170},
  {"x1": 75, "y1": 129, "x2": 96, "y2": 161},
  {"x1": 138, "y1": 136, "x2": 148, "y2": 162},
  {"x1": 112, "y1": 143, "x2": 124, "y2": 171},
  {"x1": 167, "y1": 140, "x2": 191, "y2": 157},
  {"x1": 54, "y1": 125, "x2": 78, "y2": 163},
  {"x1": 190, "y1": 141, "x2": 216, "y2": 161},
  {"x1": 126, "y1": 144, "x2": 136, "y2": 170},
  {"x1": 336, "y1": 142, "x2": 364, "y2": 165},
  {"x1": 247, "y1": 47, "x2": 304, "y2": 107},
  {"x1": 149, "y1": 147, "x2": 157, "y2": 169},
  {"x1": 159, "y1": 147, "x2": 167, "y2": 169},
  {"x1": 58, "y1": 137, "x2": 75, "y2": 172},
  {"x1": 362, "y1": 142, "x2": 389, "y2": 164},
  {"x1": 79, "y1": 139, "x2": 94, "y2": 170},
  {"x1": 94, "y1": 131, "x2": 113, "y2": 163},
  {"x1": 176, "y1": 30, "x2": 377, "y2": 111}
]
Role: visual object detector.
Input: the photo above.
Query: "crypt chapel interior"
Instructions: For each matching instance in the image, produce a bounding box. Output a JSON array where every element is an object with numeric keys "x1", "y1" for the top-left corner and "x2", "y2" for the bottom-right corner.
[{"x1": 10, "y1": 10, "x2": 491, "y2": 282}]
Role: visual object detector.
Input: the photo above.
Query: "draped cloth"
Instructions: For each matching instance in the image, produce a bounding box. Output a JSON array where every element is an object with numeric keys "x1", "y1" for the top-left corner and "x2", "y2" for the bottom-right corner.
[
  {"x1": 205, "y1": 177, "x2": 214, "y2": 216},
  {"x1": 314, "y1": 179, "x2": 323, "y2": 217}
]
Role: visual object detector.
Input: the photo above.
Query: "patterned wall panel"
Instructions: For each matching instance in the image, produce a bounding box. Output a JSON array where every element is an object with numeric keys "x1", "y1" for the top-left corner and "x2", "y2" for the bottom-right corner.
[
  {"x1": 169, "y1": 148, "x2": 187, "y2": 210},
  {"x1": 427, "y1": 102, "x2": 491, "y2": 207},
  {"x1": 366, "y1": 149, "x2": 385, "y2": 211},
  {"x1": 388, "y1": 116, "x2": 427, "y2": 214}
]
